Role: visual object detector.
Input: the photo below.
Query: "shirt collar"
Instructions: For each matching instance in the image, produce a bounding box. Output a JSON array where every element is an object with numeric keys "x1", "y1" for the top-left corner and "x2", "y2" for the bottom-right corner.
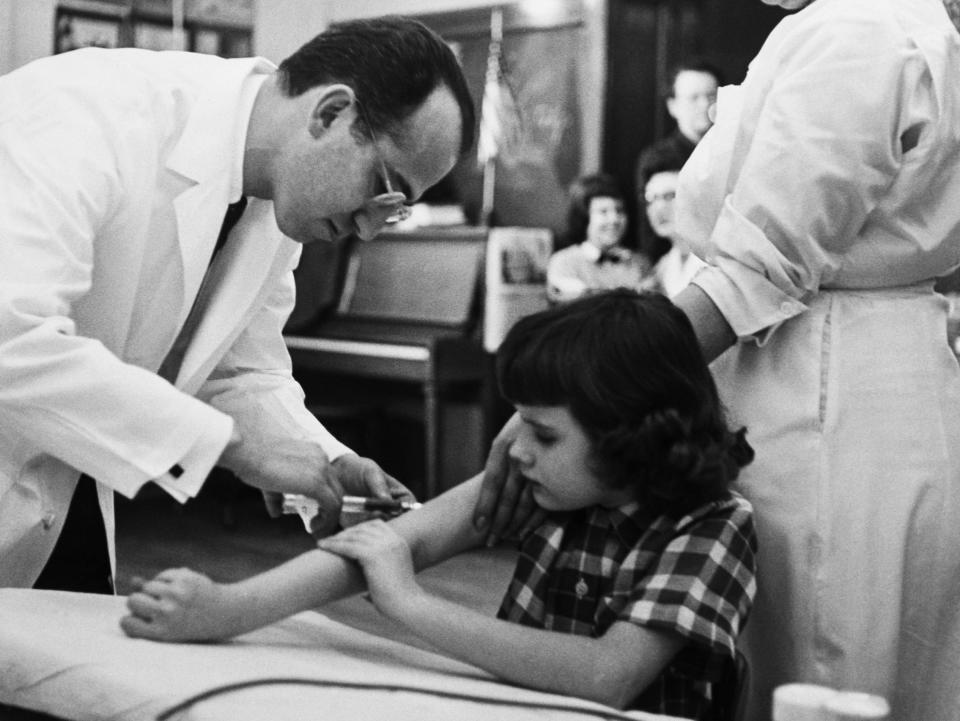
[
  {"x1": 581, "y1": 502, "x2": 653, "y2": 548},
  {"x1": 587, "y1": 494, "x2": 740, "y2": 547},
  {"x1": 579, "y1": 242, "x2": 632, "y2": 263},
  {"x1": 579, "y1": 242, "x2": 603, "y2": 262},
  {"x1": 229, "y1": 73, "x2": 268, "y2": 203}
]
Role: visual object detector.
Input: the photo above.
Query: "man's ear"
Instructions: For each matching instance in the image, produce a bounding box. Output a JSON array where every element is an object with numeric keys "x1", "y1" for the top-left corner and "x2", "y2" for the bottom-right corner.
[{"x1": 308, "y1": 84, "x2": 357, "y2": 139}]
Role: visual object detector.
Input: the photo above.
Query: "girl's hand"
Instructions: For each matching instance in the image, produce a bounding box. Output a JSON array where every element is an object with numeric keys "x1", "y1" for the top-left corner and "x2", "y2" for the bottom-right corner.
[
  {"x1": 318, "y1": 520, "x2": 421, "y2": 620},
  {"x1": 120, "y1": 568, "x2": 234, "y2": 642}
]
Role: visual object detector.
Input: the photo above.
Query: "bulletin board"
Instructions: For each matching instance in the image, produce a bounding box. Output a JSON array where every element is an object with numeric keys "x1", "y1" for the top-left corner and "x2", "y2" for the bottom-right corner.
[{"x1": 415, "y1": 2, "x2": 602, "y2": 240}]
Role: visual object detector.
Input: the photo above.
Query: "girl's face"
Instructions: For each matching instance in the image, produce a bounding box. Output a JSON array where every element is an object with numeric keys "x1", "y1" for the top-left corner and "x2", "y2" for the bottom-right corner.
[
  {"x1": 585, "y1": 196, "x2": 627, "y2": 252},
  {"x1": 508, "y1": 405, "x2": 633, "y2": 511}
]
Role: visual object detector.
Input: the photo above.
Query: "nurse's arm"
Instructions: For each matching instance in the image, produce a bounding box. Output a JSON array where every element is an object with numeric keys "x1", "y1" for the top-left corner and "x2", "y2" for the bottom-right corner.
[{"x1": 672, "y1": 283, "x2": 736, "y2": 363}]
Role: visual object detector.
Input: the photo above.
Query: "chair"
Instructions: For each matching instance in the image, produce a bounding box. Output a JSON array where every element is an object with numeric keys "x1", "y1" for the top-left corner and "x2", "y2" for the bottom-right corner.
[{"x1": 711, "y1": 649, "x2": 750, "y2": 721}]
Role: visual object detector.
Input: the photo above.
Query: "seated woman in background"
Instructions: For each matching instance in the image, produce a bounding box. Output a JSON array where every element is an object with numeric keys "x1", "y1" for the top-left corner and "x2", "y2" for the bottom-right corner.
[
  {"x1": 638, "y1": 145, "x2": 707, "y2": 299},
  {"x1": 546, "y1": 173, "x2": 655, "y2": 303},
  {"x1": 122, "y1": 290, "x2": 758, "y2": 720}
]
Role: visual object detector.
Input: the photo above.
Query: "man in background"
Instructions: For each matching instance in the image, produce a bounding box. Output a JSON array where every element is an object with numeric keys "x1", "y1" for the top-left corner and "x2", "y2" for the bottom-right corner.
[
  {"x1": 635, "y1": 59, "x2": 722, "y2": 263},
  {"x1": 0, "y1": 17, "x2": 475, "y2": 592}
]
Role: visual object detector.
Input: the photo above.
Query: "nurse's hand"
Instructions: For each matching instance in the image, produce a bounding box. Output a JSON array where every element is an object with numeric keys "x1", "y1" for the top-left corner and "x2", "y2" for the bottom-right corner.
[
  {"x1": 121, "y1": 568, "x2": 233, "y2": 642},
  {"x1": 472, "y1": 412, "x2": 545, "y2": 545}
]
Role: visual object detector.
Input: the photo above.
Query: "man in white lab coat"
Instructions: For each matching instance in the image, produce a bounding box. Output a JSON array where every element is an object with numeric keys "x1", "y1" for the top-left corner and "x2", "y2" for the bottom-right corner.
[{"x1": 0, "y1": 16, "x2": 475, "y2": 591}]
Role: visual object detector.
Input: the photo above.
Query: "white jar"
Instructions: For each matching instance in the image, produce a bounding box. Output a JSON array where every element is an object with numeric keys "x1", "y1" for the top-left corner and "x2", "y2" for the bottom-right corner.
[
  {"x1": 823, "y1": 691, "x2": 890, "y2": 720},
  {"x1": 773, "y1": 684, "x2": 841, "y2": 721}
]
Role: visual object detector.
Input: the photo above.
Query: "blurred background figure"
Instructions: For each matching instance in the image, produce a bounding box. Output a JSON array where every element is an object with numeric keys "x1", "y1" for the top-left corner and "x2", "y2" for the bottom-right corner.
[
  {"x1": 635, "y1": 59, "x2": 723, "y2": 264},
  {"x1": 546, "y1": 173, "x2": 654, "y2": 304},
  {"x1": 638, "y1": 145, "x2": 706, "y2": 298}
]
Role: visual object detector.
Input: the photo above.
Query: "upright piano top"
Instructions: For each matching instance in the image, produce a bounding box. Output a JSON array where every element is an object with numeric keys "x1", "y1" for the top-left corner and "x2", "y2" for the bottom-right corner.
[{"x1": 285, "y1": 226, "x2": 488, "y2": 347}]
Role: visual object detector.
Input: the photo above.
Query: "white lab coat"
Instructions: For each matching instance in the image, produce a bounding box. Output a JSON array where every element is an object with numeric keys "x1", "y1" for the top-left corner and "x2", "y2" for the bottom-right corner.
[{"x1": 0, "y1": 48, "x2": 349, "y2": 587}]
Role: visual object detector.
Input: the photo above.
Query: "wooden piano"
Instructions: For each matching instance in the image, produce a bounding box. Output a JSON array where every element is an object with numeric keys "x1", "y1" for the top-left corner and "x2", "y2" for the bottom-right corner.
[{"x1": 283, "y1": 226, "x2": 489, "y2": 499}]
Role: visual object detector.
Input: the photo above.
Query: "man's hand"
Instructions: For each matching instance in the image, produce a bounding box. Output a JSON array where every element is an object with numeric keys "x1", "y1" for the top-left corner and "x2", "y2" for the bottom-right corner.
[
  {"x1": 219, "y1": 430, "x2": 414, "y2": 538},
  {"x1": 220, "y1": 431, "x2": 336, "y2": 497},
  {"x1": 332, "y1": 453, "x2": 414, "y2": 502},
  {"x1": 310, "y1": 454, "x2": 415, "y2": 537},
  {"x1": 473, "y1": 412, "x2": 545, "y2": 546}
]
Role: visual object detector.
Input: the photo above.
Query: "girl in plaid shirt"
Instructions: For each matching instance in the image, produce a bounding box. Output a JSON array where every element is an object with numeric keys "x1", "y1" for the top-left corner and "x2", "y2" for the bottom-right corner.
[{"x1": 124, "y1": 290, "x2": 757, "y2": 719}]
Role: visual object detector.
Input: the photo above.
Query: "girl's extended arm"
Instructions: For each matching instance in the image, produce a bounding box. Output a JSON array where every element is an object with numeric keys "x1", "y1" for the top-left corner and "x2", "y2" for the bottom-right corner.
[
  {"x1": 120, "y1": 474, "x2": 487, "y2": 641},
  {"x1": 398, "y1": 595, "x2": 683, "y2": 710},
  {"x1": 319, "y1": 516, "x2": 684, "y2": 711}
]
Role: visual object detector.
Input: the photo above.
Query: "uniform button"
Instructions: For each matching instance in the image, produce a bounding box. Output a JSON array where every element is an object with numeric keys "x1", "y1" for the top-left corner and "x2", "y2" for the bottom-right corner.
[{"x1": 41, "y1": 512, "x2": 56, "y2": 530}]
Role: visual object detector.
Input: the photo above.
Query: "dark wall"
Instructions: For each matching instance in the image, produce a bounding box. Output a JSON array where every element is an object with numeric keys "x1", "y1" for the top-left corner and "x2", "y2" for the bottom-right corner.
[
  {"x1": 603, "y1": 0, "x2": 789, "y2": 241},
  {"x1": 416, "y1": 0, "x2": 789, "y2": 239}
]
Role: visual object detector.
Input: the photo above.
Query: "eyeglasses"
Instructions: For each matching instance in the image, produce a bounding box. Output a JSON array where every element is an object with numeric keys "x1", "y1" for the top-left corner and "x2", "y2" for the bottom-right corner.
[
  {"x1": 644, "y1": 190, "x2": 676, "y2": 206},
  {"x1": 357, "y1": 102, "x2": 412, "y2": 225}
]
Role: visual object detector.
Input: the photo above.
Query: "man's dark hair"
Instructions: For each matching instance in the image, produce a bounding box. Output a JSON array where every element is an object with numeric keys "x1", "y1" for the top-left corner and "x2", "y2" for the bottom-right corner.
[
  {"x1": 561, "y1": 173, "x2": 625, "y2": 250},
  {"x1": 666, "y1": 58, "x2": 725, "y2": 99},
  {"x1": 497, "y1": 290, "x2": 753, "y2": 517},
  {"x1": 278, "y1": 16, "x2": 476, "y2": 157}
]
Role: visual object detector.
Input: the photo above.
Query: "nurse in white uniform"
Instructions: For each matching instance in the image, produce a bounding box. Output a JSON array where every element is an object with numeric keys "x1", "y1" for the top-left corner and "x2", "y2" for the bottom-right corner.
[{"x1": 672, "y1": 0, "x2": 960, "y2": 718}]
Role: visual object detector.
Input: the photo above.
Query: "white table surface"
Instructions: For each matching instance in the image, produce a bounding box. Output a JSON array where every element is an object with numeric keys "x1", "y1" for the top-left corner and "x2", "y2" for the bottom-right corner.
[{"x1": 0, "y1": 588, "x2": 687, "y2": 721}]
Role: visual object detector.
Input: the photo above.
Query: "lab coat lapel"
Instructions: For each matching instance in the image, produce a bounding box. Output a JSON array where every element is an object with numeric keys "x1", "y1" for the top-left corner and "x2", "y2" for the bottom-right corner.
[
  {"x1": 176, "y1": 198, "x2": 283, "y2": 392},
  {"x1": 160, "y1": 55, "x2": 281, "y2": 391},
  {"x1": 172, "y1": 182, "x2": 229, "y2": 322},
  {"x1": 165, "y1": 57, "x2": 243, "y2": 325}
]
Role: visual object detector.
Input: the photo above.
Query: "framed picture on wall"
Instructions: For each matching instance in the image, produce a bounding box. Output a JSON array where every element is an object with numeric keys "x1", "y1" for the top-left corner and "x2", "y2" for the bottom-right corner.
[
  {"x1": 192, "y1": 28, "x2": 220, "y2": 54},
  {"x1": 54, "y1": 10, "x2": 123, "y2": 54},
  {"x1": 133, "y1": 20, "x2": 179, "y2": 50}
]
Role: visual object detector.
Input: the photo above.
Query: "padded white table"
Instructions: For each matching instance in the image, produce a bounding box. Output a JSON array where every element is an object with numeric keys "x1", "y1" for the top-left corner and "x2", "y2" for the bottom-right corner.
[{"x1": 0, "y1": 588, "x2": 686, "y2": 721}]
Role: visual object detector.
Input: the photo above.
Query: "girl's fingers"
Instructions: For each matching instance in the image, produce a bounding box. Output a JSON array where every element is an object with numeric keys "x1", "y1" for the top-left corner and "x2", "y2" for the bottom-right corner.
[
  {"x1": 317, "y1": 535, "x2": 365, "y2": 559},
  {"x1": 126, "y1": 592, "x2": 163, "y2": 620},
  {"x1": 120, "y1": 613, "x2": 156, "y2": 638}
]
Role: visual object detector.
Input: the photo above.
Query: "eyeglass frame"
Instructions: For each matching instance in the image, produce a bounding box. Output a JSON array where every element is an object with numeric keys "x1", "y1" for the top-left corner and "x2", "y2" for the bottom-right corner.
[
  {"x1": 644, "y1": 190, "x2": 677, "y2": 206},
  {"x1": 356, "y1": 102, "x2": 412, "y2": 225}
]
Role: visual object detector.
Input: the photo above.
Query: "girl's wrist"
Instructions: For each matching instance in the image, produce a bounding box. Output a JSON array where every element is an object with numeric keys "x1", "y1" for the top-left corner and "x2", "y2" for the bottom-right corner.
[{"x1": 381, "y1": 582, "x2": 430, "y2": 624}]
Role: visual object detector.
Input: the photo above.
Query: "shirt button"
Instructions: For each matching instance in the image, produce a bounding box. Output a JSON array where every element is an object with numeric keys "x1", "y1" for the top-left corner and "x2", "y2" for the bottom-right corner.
[
  {"x1": 780, "y1": 301, "x2": 794, "y2": 314},
  {"x1": 41, "y1": 512, "x2": 56, "y2": 530}
]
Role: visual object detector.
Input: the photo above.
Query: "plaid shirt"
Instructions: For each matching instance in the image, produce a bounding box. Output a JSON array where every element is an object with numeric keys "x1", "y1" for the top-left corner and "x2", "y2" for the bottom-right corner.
[{"x1": 497, "y1": 492, "x2": 757, "y2": 720}]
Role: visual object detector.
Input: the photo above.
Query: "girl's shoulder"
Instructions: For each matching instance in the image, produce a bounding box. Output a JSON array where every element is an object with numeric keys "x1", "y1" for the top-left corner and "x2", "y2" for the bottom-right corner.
[{"x1": 670, "y1": 491, "x2": 756, "y2": 544}]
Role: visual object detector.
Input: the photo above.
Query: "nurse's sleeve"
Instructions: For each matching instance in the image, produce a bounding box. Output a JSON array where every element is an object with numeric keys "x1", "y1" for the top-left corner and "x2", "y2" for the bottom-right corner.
[{"x1": 682, "y1": 15, "x2": 918, "y2": 343}]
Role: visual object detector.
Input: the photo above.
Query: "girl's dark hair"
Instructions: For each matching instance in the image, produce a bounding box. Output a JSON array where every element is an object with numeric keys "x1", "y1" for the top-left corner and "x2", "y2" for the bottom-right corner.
[
  {"x1": 496, "y1": 289, "x2": 753, "y2": 517},
  {"x1": 278, "y1": 16, "x2": 475, "y2": 157},
  {"x1": 560, "y1": 173, "x2": 625, "y2": 250}
]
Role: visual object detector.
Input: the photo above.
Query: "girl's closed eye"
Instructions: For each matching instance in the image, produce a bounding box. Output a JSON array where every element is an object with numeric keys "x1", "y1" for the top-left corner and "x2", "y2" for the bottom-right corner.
[{"x1": 534, "y1": 431, "x2": 557, "y2": 446}]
